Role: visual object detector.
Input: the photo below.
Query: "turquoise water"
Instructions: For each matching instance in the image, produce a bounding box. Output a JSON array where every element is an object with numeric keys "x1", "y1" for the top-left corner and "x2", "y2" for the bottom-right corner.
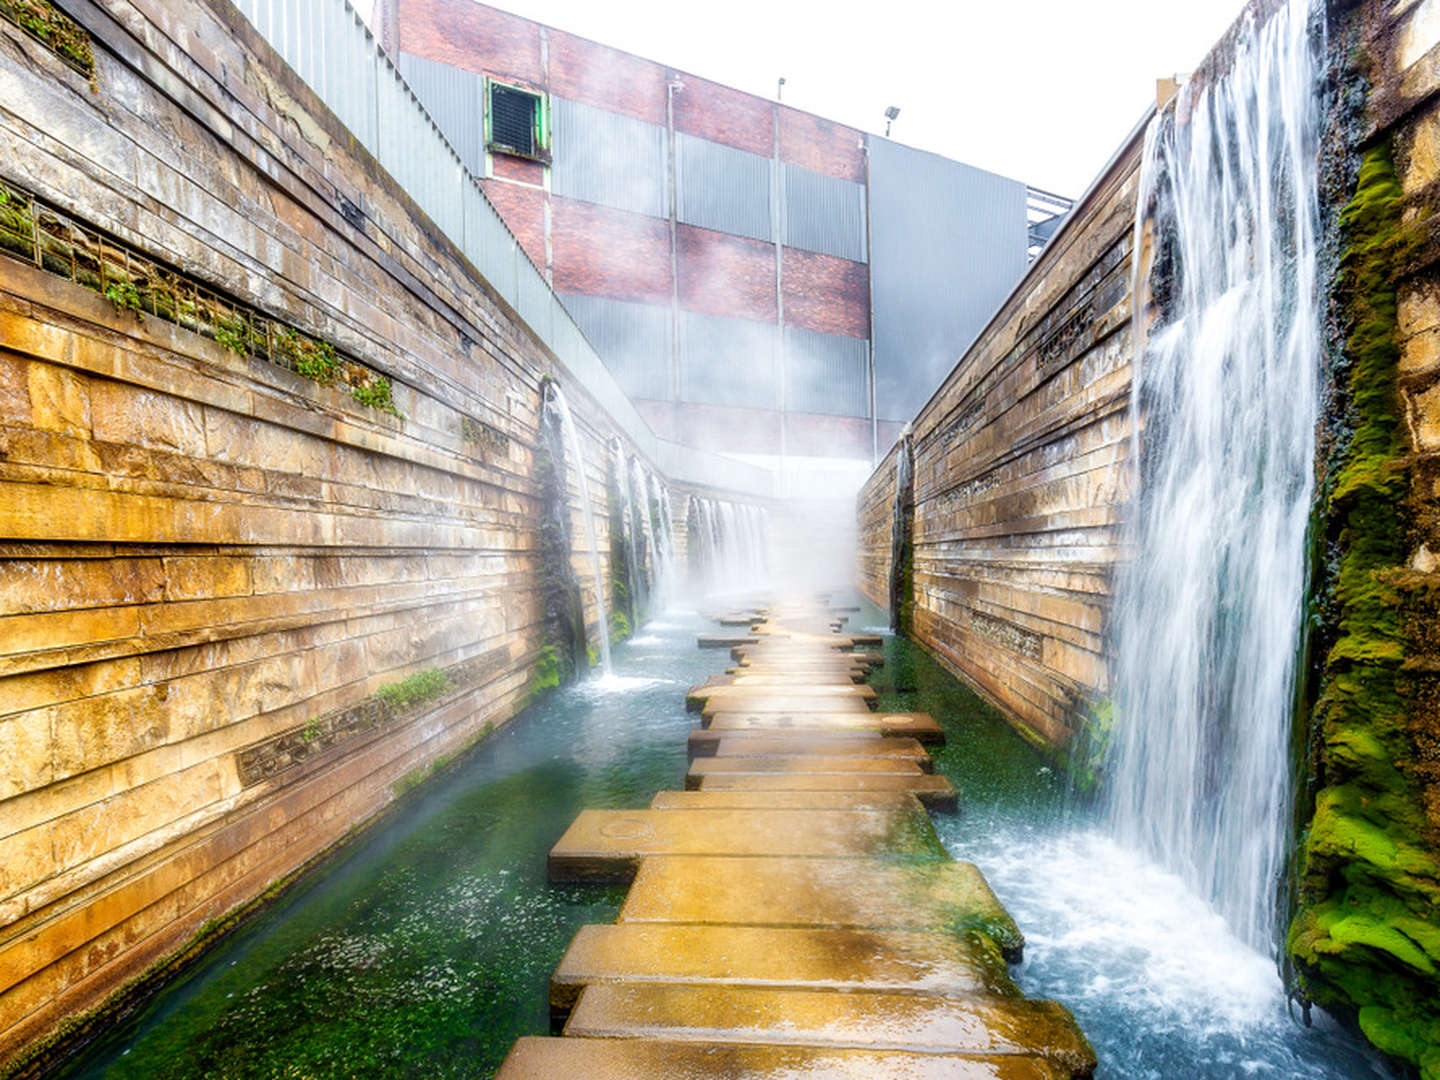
[
  {"x1": 57, "y1": 608, "x2": 723, "y2": 1079},
  {"x1": 58, "y1": 593, "x2": 1389, "y2": 1078},
  {"x1": 857, "y1": 598, "x2": 1391, "y2": 1079}
]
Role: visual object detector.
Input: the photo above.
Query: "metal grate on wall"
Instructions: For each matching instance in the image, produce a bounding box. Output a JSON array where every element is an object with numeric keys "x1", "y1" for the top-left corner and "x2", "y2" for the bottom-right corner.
[
  {"x1": 551, "y1": 98, "x2": 667, "y2": 218},
  {"x1": 784, "y1": 326, "x2": 869, "y2": 417},
  {"x1": 397, "y1": 53, "x2": 485, "y2": 177},
  {"x1": 676, "y1": 134, "x2": 772, "y2": 242},
  {"x1": 783, "y1": 164, "x2": 867, "y2": 263},
  {"x1": 558, "y1": 292, "x2": 672, "y2": 400},
  {"x1": 679, "y1": 310, "x2": 777, "y2": 409}
]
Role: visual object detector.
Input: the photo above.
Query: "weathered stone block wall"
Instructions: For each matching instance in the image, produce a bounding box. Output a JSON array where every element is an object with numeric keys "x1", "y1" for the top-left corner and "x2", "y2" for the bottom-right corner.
[
  {"x1": 0, "y1": 0, "x2": 670, "y2": 1064},
  {"x1": 855, "y1": 132, "x2": 1143, "y2": 755}
]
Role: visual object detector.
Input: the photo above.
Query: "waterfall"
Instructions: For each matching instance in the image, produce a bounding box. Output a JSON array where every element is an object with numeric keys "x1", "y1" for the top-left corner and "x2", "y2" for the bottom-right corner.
[
  {"x1": 649, "y1": 473, "x2": 676, "y2": 604},
  {"x1": 628, "y1": 457, "x2": 651, "y2": 619},
  {"x1": 542, "y1": 383, "x2": 612, "y2": 675},
  {"x1": 1107, "y1": 0, "x2": 1321, "y2": 951}
]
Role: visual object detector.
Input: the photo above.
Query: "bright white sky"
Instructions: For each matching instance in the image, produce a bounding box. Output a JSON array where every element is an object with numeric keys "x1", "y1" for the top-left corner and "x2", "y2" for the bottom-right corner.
[{"x1": 446, "y1": 0, "x2": 1246, "y2": 197}]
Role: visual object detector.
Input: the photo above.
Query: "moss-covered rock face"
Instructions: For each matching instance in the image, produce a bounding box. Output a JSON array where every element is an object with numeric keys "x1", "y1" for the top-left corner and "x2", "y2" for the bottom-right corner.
[{"x1": 1289, "y1": 140, "x2": 1440, "y2": 1079}]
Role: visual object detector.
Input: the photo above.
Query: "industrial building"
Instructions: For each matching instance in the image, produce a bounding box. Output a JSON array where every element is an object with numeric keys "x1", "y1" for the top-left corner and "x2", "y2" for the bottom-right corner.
[{"x1": 381, "y1": 0, "x2": 1068, "y2": 482}]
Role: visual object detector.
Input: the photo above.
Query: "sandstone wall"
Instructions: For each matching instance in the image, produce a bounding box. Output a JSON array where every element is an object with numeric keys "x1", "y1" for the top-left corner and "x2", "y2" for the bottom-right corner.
[
  {"x1": 0, "y1": 0, "x2": 714, "y2": 1064},
  {"x1": 854, "y1": 129, "x2": 1143, "y2": 756}
]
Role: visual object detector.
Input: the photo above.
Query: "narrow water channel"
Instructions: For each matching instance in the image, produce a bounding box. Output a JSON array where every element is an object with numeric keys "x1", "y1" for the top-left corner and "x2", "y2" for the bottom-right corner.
[{"x1": 63, "y1": 593, "x2": 1390, "y2": 1078}]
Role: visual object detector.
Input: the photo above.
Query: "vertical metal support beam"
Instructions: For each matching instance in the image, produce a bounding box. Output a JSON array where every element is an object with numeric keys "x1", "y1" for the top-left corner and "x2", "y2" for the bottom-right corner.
[
  {"x1": 772, "y1": 101, "x2": 786, "y2": 483},
  {"x1": 863, "y1": 134, "x2": 878, "y2": 466},
  {"x1": 667, "y1": 76, "x2": 681, "y2": 404}
]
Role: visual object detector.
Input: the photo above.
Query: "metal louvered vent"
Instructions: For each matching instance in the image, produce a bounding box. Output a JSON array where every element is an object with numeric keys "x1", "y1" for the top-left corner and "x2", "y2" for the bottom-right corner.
[{"x1": 489, "y1": 83, "x2": 537, "y2": 157}]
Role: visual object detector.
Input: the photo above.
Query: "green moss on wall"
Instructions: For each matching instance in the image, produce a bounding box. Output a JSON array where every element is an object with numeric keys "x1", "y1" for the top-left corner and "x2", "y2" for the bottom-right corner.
[{"x1": 1288, "y1": 140, "x2": 1440, "y2": 1079}]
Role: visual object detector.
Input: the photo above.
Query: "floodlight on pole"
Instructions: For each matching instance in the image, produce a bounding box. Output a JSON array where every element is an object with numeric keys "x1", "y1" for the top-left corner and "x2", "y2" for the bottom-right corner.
[
  {"x1": 884, "y1": 105, "x2": 900, "y2": 137},
  {"x1": 777, "y1": 76, "x2": 786, "y2": 100}
]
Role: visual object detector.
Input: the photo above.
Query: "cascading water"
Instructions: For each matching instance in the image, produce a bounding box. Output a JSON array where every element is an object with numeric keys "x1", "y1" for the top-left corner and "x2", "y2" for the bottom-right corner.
[
  {"x1": 543, "y1": 383, "x2": 612, "y2": 675},
  {"x1": 1107, "y1": 0, "x2": 1322, "y2": 951},
  {"x1": 628, "y1": 457, "x2": 652, "y2": 618}
]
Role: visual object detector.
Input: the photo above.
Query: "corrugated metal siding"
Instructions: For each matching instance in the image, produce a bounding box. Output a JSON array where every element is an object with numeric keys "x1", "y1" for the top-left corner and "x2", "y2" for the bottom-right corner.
[
  {"x1": 868, "y1": 136, "x2": 1028, "y2": 422},
  {"x1": 552, "y1": 98, "x2": 666, "y2": 218},
  {"x1": 679, "y1": 311, "x2": 777, "y2": 409},
  {"x1": 676, "y1": 134, "x2": 772, "y2": 242},
  {"x1": 230, "y1": 0, "x2": 687, "y2": 475},
  {"x1": 559, "y1": 292, "x2": 672, "y2": 400},
  {"x1": 784, "y1": 326, "x2": 869, "y2": 417},
  {"x1": 783, "y1": 164, "x2": 867, "y2": 262},
  {"x1": 398, "y1": 53, "x2": 485, "y2": 176}
]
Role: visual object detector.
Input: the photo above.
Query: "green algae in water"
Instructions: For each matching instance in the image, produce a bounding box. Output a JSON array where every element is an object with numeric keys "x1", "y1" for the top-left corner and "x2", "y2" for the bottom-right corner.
[{"x1": 54, "y1": 614, "x2": 711, "y2": 1080}]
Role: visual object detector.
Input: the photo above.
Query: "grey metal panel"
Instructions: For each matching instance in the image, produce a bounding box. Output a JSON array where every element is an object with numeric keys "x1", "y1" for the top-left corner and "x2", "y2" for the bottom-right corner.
[
  {"x1": 783, "y1": 164, "x2": 867, "y2": 262},
  {"x1": 784, "y1": 327, "x2": 869, "y2": 417},
  {"x1": 558, "y1": 293, "x2": 671, "y2": 400},
  {"x1": 676, "y1": 134, "x2": 772, "y2": 242},
  {"x1": 398, "y1": 53, "x2": 486, "y2": 177},
  {"x1": 551, "y1": 98, "x2": 666, "y2": 218},
  {"x1": 868, "y1": 136, "x2": 1029, "y2": 422},
  {"x1": 679, "y1": 311, "x2": 777, "y2": 409}
]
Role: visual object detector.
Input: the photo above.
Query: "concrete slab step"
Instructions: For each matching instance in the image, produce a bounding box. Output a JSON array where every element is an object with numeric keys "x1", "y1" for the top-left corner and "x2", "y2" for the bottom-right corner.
[
  {"x1": 701, "y1": 696, "x2": 875, "y2": 717},
  {"x1": 704, "y1": 712, "x2": 944, "y2": 742},
  {"x1": 617, "y1": 855, "x2": 1023, "y2": 960},
  {"x1": 698, "y1": 772, "x2": 959, "y2": 812},
  {"x1": 548, "y1": 806, "x2": 944, "y2": 881},
  {"x1": 699, "y1": 635, "x2": 759, "y2": 648},
  {"x1": 650, "y1": 790, "x2": 926, "y2": 812},
  {"x1": 549, "y1": 923, "x2": 1018, "y2": 1011},
  {"x1": 688, "y1": 733, "x2": 931, "y2": 768},
  {"x1": 496, "y1": 1036, "x2": 1075, "y2": 1079},
  {"x1": 687, "y1": 756, "x2": 926, "y2": 784},
  {"x1": 565, "y1": 984, "x2": 1094, "y2": 1074}
]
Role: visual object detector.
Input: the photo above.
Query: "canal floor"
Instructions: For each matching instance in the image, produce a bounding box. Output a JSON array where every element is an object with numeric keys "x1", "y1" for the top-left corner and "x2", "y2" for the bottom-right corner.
[{"x1": 58, "y1": 593, "x2": 1391, "y2": 1078}]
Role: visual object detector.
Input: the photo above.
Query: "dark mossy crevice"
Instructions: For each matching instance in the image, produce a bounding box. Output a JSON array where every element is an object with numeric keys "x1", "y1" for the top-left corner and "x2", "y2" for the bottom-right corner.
[
  {"x1": 889, "y1": 433, "x2": 916, "y2": 637},
  {"x1": 605, "y1": 443, "x2": 637, "y2": 645},
  {"x1": 537, "y1": 380, "x2": 589, "y2": 684},
  {"x1": 0, "y1": 175, "x2": 400, "y2": 417},
  {"x1": 1287, "y1": 138, "x2": 1440, "y2": 1078}
]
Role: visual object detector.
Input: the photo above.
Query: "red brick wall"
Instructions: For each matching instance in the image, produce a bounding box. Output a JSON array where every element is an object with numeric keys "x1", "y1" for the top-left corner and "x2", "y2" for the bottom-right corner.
[
  {"x1": 782, "y1": 248, "x2": 869, "y2": 338},
  {"x1": 398, "y1": 0, "x2": 541, "y2": 83},
  {"x1": 548, "y1": 31, "x2": 668, "y2": 125},
  {"x1": 481, "y1": 180, "x2": 547, "y2": 270},
  {"x1": 780, "y1": 108, "x2": 865, "y2": 183},
  {"x1": 673, "y1": 74, "x2": 773, "y2": 156},
  {"x1": 491, "y1": 156, "x2": 544, "y2": 184},
  {"x1": 552, "y1": 198, "x2": 672, "y2": 303},
  {"x1": 677, "y1": 225, "x2": 776, "y2": 321},
  {"x1": 785, "y1": 411, "x2": 873, "y2": 458}
]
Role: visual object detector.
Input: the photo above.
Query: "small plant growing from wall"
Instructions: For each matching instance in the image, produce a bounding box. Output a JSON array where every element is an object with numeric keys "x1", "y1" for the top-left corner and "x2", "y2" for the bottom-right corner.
[{"x1": 104, "y1": 278, "x2": 143, "y2": 317}]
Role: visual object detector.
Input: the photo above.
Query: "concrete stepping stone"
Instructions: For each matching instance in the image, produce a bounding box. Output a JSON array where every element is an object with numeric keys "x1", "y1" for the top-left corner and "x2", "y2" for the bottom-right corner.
[
  {"x1": 651, "y1": 790, "x2": 927, "y2": 811},
  {"x1": 734, "y1": 648, "x2": 883, "y2": 666},
  {"x1": 701, "y1": 696, "x2": 876, "y2": 717},
  {"x1": 687, "y1": 756, "x2": 926, "y2": 785},
  {"x1": 548, "y1": 806, "x2": 944, "y2": 881},
  {"x1": 704, "y1": 711, "x2": 944, "y2": 742},
  {"x1": 617, "y1": 855, "x2": 1023, "y2": 960},
  {"x1": 564, "y1": 984, "x2": 1095, "y2": 1074},
  {"x1": 549, "y1": 923, "x2": 1019, "y2": 1011},
  {"x1": 688, "y1": 732, "x2": 932, "y2": 768},
  {"x1": 698, "y1": 772, "x2": 959, "y2": 812},
  {"x1": 699, "y1": 635, "x2": 759, "y2": 648},
  {"x1": 689, "y1": 683, "x2": 878, "y2": 703},
  {"x1": 496, "y1": 1036, "x2": 1077, "y2": 1079}
]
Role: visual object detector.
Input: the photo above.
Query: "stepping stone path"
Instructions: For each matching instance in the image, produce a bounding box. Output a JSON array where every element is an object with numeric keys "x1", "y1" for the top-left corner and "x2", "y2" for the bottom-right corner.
[{"x1": 498, "y1": 596, "x2": 1095, "y2": 1078}]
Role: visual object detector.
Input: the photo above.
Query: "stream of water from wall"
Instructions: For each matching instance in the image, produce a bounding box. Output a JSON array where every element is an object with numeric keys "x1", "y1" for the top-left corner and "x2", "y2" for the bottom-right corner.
[
  {"x1": 1108, "y1": 0, "x2": 1322, "y2": 953},
  {"x1": 544, "y1": 384, "x2": 611, "y2": 675}
]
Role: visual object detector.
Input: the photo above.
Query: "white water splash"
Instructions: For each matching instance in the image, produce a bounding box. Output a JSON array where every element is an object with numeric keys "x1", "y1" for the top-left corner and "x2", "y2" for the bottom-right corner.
[{"x1": 1108, "y1": 0, "x2": 1322, "y2": 952}]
